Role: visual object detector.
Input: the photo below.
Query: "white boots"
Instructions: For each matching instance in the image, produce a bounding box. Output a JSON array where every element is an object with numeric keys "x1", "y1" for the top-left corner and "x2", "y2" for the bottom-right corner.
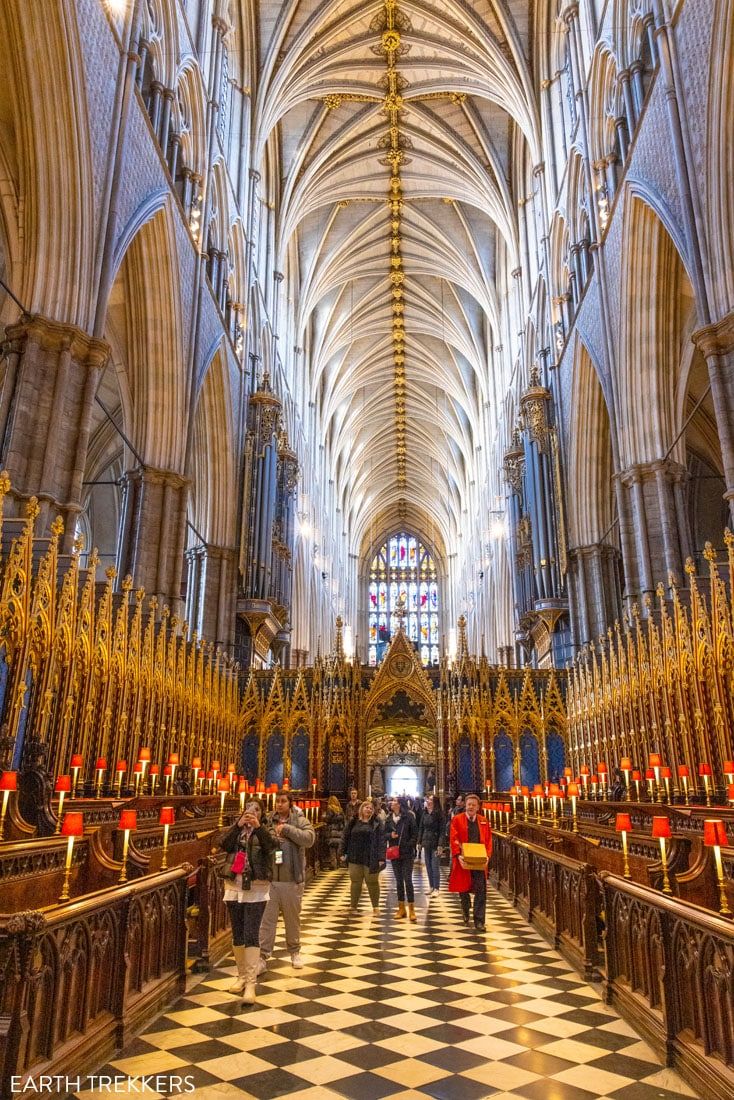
[
  {"x1": 228, "y1": 945, "x2": 248, "y2": 994},
  {"x1": 241, "y1": 946, "x2": 260, "y2": 1005}
]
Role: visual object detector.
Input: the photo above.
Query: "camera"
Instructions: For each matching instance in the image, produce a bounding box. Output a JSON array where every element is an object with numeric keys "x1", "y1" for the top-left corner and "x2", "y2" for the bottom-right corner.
[{"x1": 242, "y1": 867, "x2": 252, "y2": 890}]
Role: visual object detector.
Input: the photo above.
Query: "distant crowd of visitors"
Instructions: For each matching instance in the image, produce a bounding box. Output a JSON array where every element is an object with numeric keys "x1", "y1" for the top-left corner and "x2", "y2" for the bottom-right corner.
[{"x1": 217, "y1": 787, "x2": 491, "y2": 1007}]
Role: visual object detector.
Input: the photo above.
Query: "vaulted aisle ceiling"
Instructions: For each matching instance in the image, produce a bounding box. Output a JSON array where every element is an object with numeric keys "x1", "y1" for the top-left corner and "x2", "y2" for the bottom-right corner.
[{"x1": 254, "y1": 0, "x2": 537, "y2": 553}]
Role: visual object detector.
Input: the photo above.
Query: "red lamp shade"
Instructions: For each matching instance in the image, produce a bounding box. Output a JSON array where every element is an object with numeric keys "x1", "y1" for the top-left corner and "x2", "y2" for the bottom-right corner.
[
  {"x1": 615, "y1": 813, "x2": 633, "y2": 833},
  {"x1": 167, "y1": 753, "x2": 180, "y2": 766},
  {"x1": 677, "y1": 765, "x2": 689, "y2": 778},
  {"x1": 159, "y1": 806, "x2": 176, "y2": 826},
  {"x1": 503, "y1": 803, "x2": 511, "y2": 812},
  {"x1": 95, "y1": 757, "x2": 107, "y2": 771},
  {"x1": 580, "y1": 765, "x2": 590, "y2": 776},
  {"x1": 649, "y1": 753, "x2": 662, "y2": 768},
  {"x1": 237, "y1": 779, "x2": 247, "y2": 793},
  {"x1": 206, "y1": 770, "x2": 214, "y2": 780},
  {"x1": 620, "y1": 757, "x2": 632, "y2": 770},
  {"x1": 567, "y1": 783, "x2": 579, "y2": 797},
  {"x1": 55, "y1": 775, "x2": 71, "y2": 793},
  {"x1": 212, "y1": 760, "x2": 221, "y2": 771},
  {"x1": 118, "y1": 809, "x2": 137, "y2": 831},
  {"x1": 521, "y1": 786, "x2": 529, "y2": 795},
  {"x1": 133, "y1": 762, "x2": 144, "y2": 774},
  {"x1": 632, "y1": 770, "x2": 642, "y2": 781},
  {"x1": 70, "y1": 754, "x2": 83, "y2": 769},
  {"x1": 590, "y1": 774, "x2": 599, "y2": 784},
  {"x1": 149, "y1": 764, "x2": 160, "y2": 775},
  {"x1": 0, "y1": 770, "x2": 18, "y2": 792},
  {"x1": 651, "y1": 816, "x2": 672, "y2": 839},
  {"x1": 533, "y1": 784, "x2": 543, "y2": 795},
  {"x1": 698, "y1": 762, "x2": 712, "y2": 777},
  {"x1": 549, "y1": 783, "x2": 561, "y2": 796},
  {"x1": 218, "y1": 778, "x2": 230, "y2": 793},
  {"x1": 660, "y1": 766, "x2": 672, "y2": 780},
  {"x1": 138, "y1": 747, "x2": 151, "y2": 762},
  {"x1": 564, "y1": 767, "x2": 573, "y2": 777},
  {"x1": 227, "y1": 762, "x2": 236, "y2": 772},
  {"x1": 645, "y1": 768, "x2": 655, "y2": 780},
  {"x1": 116, "y1": 760, "x2": 127, "y2": 773},
  {"x1": 163, "y1": 765, "x2": 173, "y2": 776},
  {"x1": 597, "y1": 762, "x2": 608, "y2": 775},
  {"x1": 724, "y1": 761, "x2": 734, "y2": 774},
  {"x1": 61, "y1": 812, "x2": 84, "y2": 837},
  {"x1": 192, "y1": 757, "x2": 202, "y2": 769},
  {"x1": 703, "y1": 819, "x2": 729, "y2": 847},
  {"x1": 728, "y1": 784, "x2": 734, "y2": 801}
]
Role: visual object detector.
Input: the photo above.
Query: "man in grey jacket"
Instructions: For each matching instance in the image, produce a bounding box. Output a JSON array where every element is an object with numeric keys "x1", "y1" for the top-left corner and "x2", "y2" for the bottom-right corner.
[{"x1": 258, "y1": 790, "x2": 315, "y2": 970}]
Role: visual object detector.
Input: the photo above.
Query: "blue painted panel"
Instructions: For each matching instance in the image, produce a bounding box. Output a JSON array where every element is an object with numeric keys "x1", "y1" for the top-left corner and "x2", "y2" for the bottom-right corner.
[
  {"x1": 329, "y1": 760, "x2": 346, "y2": 792},
  {"x1": 241, "y1": 733, "x2": 259, "y2": 781},
  {"x1": 457, "y1": 737, "x2": 474, "y2": 791},
  {"x1": 493, "y1": 732, "x2": 514, "y2": 792},
  {"x1": 11, "y1": 669, "x2": 32, "y2": 771},
  {"x1": 547, "y1": 731, "x2": 565, "y2": 782},
  {"x1": 290, "y1": 730, "x2": 309, "y2": 790},
  {"x1": 265, "y1": 730, "x2": 284, "y2": 788},
  {"x1": 520, "y1": 730, "x2": 540, "y2": 788}
]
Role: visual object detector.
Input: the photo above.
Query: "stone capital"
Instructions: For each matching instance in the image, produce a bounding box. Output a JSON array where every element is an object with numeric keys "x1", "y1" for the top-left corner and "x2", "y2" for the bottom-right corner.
[
  {"x1": 123, "y1": 465, "x2": 191, "y2": 491},
  {"x1": 692, "y1": 310, "x2": 734, "y2": 358},
  {"x1": 3, "y1": 314, "x2": 110, "y2": 371}
]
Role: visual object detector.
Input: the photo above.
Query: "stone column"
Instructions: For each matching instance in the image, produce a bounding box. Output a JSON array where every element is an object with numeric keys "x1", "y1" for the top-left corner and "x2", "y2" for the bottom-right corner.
[
  {"x1": 618, "y1": 459, "x2": 690, "y2": 600},
  {"x1": 189, "y1": 544, "x2": 238, "y2": 649},
  {"x1": 693, "y1": 313, "x2": 734, "y2": 525},
  {"x1": 0, "y1": 316, "x2": 109, "y2": 548},
  {"x1": 116, "y1": 466, "x2": 189, "y2": 611},
  {"x1": 569, "y1": 544, "x2": 623, "y2": 644}
]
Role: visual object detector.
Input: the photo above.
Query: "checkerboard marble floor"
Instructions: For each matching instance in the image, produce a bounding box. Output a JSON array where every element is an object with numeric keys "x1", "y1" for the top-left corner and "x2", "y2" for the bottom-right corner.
[{"x1": 78, "y1": 864, "x2": 700, "y2": 1100}]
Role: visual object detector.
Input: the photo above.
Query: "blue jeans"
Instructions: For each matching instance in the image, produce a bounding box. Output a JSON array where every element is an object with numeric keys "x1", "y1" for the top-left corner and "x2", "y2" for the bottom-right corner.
[{"x1": 424, "y1": 843, "x2": 440, "y2": 890}]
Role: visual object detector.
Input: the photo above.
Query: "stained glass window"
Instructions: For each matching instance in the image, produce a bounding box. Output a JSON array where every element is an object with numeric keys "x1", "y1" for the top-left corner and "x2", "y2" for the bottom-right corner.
[{"x1": 367, "y1": 533, "x2": 440, "y2": 667}]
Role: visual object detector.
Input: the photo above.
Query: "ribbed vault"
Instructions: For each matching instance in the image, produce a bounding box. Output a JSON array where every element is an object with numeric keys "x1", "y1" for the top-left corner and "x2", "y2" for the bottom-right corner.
[{"x1": 254, "y1": 0, "x2": 535, "y2": 557}]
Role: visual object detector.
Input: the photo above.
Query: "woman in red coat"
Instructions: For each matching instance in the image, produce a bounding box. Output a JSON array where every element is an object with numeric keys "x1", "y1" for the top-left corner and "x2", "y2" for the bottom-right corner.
[{"x1": 448, "y1": 793, "x2": 492, "y2": 930}]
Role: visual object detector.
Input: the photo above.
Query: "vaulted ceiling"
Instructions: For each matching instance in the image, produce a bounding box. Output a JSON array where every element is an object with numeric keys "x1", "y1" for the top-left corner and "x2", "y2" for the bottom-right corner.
[{"x1": 253, "y1": 0, "x2": 537, "y2": 558}]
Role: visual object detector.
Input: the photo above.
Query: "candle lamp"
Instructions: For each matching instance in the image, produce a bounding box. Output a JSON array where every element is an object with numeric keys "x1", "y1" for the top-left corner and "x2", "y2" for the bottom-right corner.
[
  {"x1": 69, "y1": 754, "x2": 83, "y2": 797},
  {"x1": 645, "y1": 768, "x2": 656, "y2": 800},
  {"x1": 632, "y1": 769, "x2": 642, "y2": 801},
  {"x1": 620, "y1": 757, "x2": 632, "y2": 797},
  {"x1": 191, "y1": 757, "x2": 202, "y2": 792},
  {"x1": 698, "y1": 762, "x2": 713, "y2": 807},
  {"x1": 163, "y1": 764, "x2": 173, "y2": 795},
  {"x1": 0, "y1": 770, "x2": 17, "y2": 836},
  {"x1": 118, "y1": 809, "x2": 137, "y2": 883},
  {"x1": 615, "y1": 813, "x2": 633, "y2": 878},
  {"x1": 54, "y1": 775, "x2": 71, "y2": 832},
  {"x1": 660, "y1": 766, "x2": 672, "y2": 803},
  {"x1": 567, "y1": 782, "x2": 579, "y2": 832},
  {"x1": 167, "y1": 753, "x2": 180, "y2": 786},
  {"x1": 137, "y1": 748, "x2": 151, "y2": 782},
  {"x1": 503, "y1": 802, "x2": 511, "y2": 830},
  {"x1": 532, "y1": 784, "x2": 543, "y2": 820},
  {"x1": 311, "y1": 777, "x2": 317, "y2": 796},
  {"x1": 94, "y1": 757, "x2": 107, "y2": 797},
  {"x1": 238, "y1": 779, "x2": 247, "y2": 812},
  {"x1": 149, "y1": 763, "x2": 160, "y2": 795},
  {"x1": 597, "y1": 763, "x2": 608, "y2": 798},
  {"x1": 649, "y1": 754, "x2": 664, "y2": 803},
  {"x1": 59, "y1": 812, "x2": 84, "y2": 901},
  {"x1": 115, "y1": 760, "x2": 127, "y2": 797},
  {"x1": 703, "y1": 819, "x2": 732, "y2": 917},
  {"x1": 133, "y1": 760, "x2": 144, "y2": 796},
  {"x1": 651, "y1": 816, "x2": 673, "y2": 894},
  {"x1": 159, "y1": 805, "x2": 175, "y2": 869},
  {"x1": 590, "y1": 774, "x2": 599, "y2": 800},
  {"x1": 549, "y1": 783, "x2": 561, "y2": 827},
  {"x1": 727, "y1": 783, "x2": 734, "y2": 808},
  {"x1": 677, "y1": 764, "x2": 690, "y2": 805},
  {"x1": 218, "y1": 778, "x2": 230, "y2": 826},
  {"x1": 212, "y1": 760, "x2": 221, "y2": 784},
  {"x1": 521, "y1": 785, "x2": 529, "y2": 819},
  {"x1": 580, "y1": 765, "x2": 590, "y2": 798},
  {"x1": 227, "y1": 763, "x2": 236, "y2": 788},
  {"x1": 724, "y1": 761, "x2": 734, "y2": 787}
]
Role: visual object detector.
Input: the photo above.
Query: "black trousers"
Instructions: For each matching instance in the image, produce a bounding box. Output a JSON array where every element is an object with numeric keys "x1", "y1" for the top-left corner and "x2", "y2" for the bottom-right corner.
[
  {"x1": 460, "y1": 871, "x2": 486, "y2": 925},
  {"x1": 391, "y1": 856, "x2": 415, "y2": 902},
  {"x1": 226, "y1": 900, "x2": 267, "y2": 947}
]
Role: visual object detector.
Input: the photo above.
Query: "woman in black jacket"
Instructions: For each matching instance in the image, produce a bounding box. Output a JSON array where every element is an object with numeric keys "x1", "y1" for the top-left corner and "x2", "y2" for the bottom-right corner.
[
  {"x1": 219, "y1": 799, "x2": 276, "y2": 1004},
  {"x1": 385, "y1": 796, "x2": 418, "y2": 920},
  {"x1": 324, "y1": 795, "x2": 346, "y2": 869},
  {"x1": 417, "y1": 794, "x2": 444, "y2": 896},
  {"x1": 340, "y1": 800, "x2": 386, "y2": 914}
]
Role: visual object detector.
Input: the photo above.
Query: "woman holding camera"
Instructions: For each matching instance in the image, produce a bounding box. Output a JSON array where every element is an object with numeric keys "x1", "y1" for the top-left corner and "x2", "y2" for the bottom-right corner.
[{"x1": 219, "y1": 799, "x2": 276, "y2": 1004}]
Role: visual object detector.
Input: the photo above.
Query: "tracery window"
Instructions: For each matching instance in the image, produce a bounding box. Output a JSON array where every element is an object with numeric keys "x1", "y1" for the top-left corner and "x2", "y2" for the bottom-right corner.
[{"x1": 368, "y1": 533, "x2": 439, "y2": 667}]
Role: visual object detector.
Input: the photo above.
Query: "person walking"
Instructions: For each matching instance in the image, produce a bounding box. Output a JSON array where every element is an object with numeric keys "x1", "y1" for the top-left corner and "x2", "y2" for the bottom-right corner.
[
  {"x1": 448, "y1": 793, "x2": 492, "y2": 931},
  {"x1": 324, "y1": 795, "x2": 345, "y2": 869},
  {"x1": 418, "y1": 793, "x2": 444, "y2": 896},
  {"x1": 340, "y1": 799, "x2": 386, "y2": 914},
  {"x1": 258, "y1": 791, "x2": 315, "y2": 972},
  {"x1": 345, "y1": 787, "x2": 361, "y2": 821},
  {"x1": 219, "y1": 799, "x2": 276, "y2": 1004},
  {"x1": 386, "y1": 796, "x2": 418, "y2": 921}
]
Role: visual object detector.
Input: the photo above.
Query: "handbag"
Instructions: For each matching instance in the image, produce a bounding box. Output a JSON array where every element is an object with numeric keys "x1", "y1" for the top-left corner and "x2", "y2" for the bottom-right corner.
[{"x1": 386, "y1": 845, "x2": 400, "y2": 860}]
